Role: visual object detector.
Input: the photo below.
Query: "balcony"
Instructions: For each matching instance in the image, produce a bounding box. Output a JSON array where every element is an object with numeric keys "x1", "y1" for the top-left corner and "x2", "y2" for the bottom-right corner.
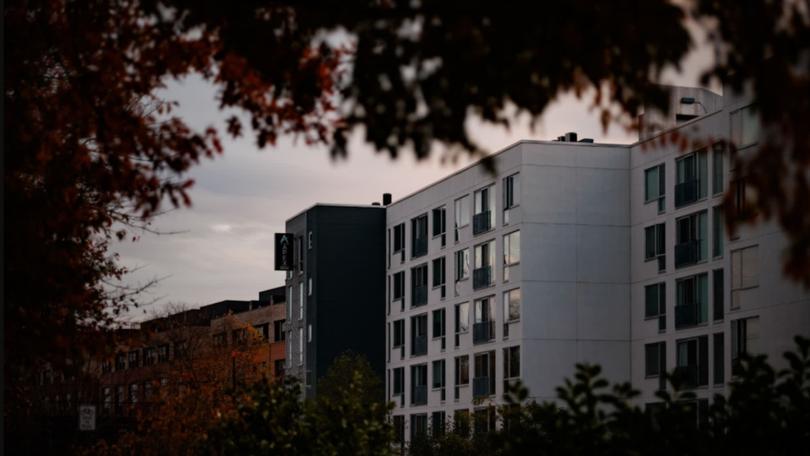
[
  {"x1": 472, "y1": 211, "x2": 492, "y2": 235},
  {"x1": 473, "y1": 376, "x2": 492, "y2": 398},
  {"x1": 675, "y1": 303, "x2": 699, "y2": 329},
  {"x1": 675, "y1": 240, "x2": 701, "y2": 268},
  {"x1": 412, "y1": 236, "x2": 428, "y2": 258},
  {"x1": 412, "y1": 385, "x2": 427, "y2": 405},
  {"x1": 473, "y1": 321, "x2": 494, "y2": 344},
  {"x1": 412, "y1": 285, "x2": 428, "y2": 307},
  {"x1": 675, "y1": 179, "x2": 699, "y2": 207},
  {"x1": 412, "y1": 335, "x2": 427, "y2": 356},
  {"x1": 473, "y1": 266, "x2": 492, "y2": 289}
]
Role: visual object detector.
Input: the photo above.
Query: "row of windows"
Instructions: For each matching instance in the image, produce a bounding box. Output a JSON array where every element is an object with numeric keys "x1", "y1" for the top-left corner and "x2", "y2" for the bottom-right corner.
[
  {"x1": 389, "y1": 231, "x2": 520, "y2": 310},
  {"x1": 211, "y1": 321, "x2": 286, "y2": 348},
  {"x1": 390, "y1": 289, "x2": 522, "y2": 357},
  {"x1": 390, "y1": 173, "x2": 520, "y2": 262},
  {"x1": 392, "y1": 407, "x2": 498, "y2": 442},
  {"x1": 643, "y1": 104, "x2": 759, "y2": 215},
  {"x1": 389, "y1": 346, "x2": 520, "y2": 406},
  {"x1": 644, "y1": 316, "x2": 759, "y2": 389},
  {"x1": 644, "y1": 244, "x2": 759, "y2": 331},
  {"x1": 644, "y1": 206, "x2": 727, "y2": 272}
]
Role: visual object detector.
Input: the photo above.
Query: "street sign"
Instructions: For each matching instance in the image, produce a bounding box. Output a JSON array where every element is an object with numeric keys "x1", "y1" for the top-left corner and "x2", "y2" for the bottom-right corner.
[
  {"x1": 275, "y1": 233, "x2": 294, "y2": 270},
  {"x1": 78, "y1": 404, "x2": 96, "y2": 431}
]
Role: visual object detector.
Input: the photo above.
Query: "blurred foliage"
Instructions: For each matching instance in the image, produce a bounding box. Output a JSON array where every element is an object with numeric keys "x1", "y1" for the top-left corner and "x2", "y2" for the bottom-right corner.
[{"x1": 409, "y1": 336, "x2": 810, "y2": 456}]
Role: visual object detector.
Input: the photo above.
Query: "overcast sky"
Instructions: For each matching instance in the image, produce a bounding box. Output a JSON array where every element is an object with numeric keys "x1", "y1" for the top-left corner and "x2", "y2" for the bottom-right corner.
[{"x1": 115, "y1": 30, "x2": 716, "y2": 323}]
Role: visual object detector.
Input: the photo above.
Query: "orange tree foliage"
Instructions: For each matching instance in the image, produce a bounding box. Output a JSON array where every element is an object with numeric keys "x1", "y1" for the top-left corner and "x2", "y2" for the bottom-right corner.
[
  {"x1": 83, "y1": 316, "x2": 275, "y2": 455},
  {"x1": 5, "y1": 0, "x2": 810, "y2": 424}
]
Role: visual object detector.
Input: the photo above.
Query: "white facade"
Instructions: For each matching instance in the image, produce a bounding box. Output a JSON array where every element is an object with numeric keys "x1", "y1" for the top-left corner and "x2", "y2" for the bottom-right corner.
[{"x1": 385, "y1": 86, "x2": 810, "y2": 442}]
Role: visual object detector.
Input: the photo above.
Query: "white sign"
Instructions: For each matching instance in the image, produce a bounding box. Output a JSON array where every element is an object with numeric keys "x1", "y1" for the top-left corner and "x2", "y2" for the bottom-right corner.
[{"x1": 79, "y1": 405, "x2": 96, "y2": 431}]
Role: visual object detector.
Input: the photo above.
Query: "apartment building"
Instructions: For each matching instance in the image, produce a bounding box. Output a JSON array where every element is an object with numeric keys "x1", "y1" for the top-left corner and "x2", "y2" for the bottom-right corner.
[
  {"x1": 385, "y1": 86, "x2": 810, "y2": 442},
  {"x1": 281, "y1": 204, "x2": 386, "y2": 398}
]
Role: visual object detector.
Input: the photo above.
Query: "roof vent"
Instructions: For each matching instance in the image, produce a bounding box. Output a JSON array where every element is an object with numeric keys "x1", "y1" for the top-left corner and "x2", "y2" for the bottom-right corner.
[
  {"x1": 372, "y1": 202, "x2": 381, "y2": 206},
  {"x1": 579, "y1": 138, "x2": 594, "y2": 143},
  {"x1": 382, "y1": 193, "x2": 392, "y2": 206},
  {"x1": 565, "y1": 132, "x2": 578, "y2": 142}
]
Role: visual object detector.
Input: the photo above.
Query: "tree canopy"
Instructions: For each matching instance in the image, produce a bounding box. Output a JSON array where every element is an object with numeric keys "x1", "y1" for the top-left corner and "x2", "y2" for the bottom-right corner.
[{"x1": 5, "y1": 0, "x2": 810, "y2": 422}]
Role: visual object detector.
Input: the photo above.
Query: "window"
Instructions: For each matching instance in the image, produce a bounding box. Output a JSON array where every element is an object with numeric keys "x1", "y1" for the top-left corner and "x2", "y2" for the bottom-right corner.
[
  {"x1": 675, "y1": 211, "x2": 707, "y2": 268},
  {"x1": 473, "y1": 240, "x2": 495, "y2": 289},
  {"x1": 503, "y1": 230, "x2": 520, "y2": 281},
  {"x1": 453, "y1": 410, "x2": 470, "y2": 437},
  {"x1": 675, "y1": 149, "x2": 708, "y2": 207},
  {"x1": 411, "y1": 264, "x2": 428, "y2": 307},
  {"x1": 432, "y1": 206, "x2": 447, "y2": 239},
  {"x1": 307, "y1": 231, "x2": 312, "y2": 249},
  {"x1": 308, "y1": 277, "x2": 312, "y2": 295},
  {"x1": 129, "y1": 383, "x2": 139, "y2": 404},
  {"x1": 393, "y1": 415, "x2": 405, "y2": 443},
  {"x1": 473, "y1": 351, "x2": 496, "y2": 397},
  {"x1": 454, "y1": 355, "x2": 470, "y2": 385},
  {"x1": 454, "y1": 195, "x2": 470, "y2": 241},
  {"x1": 713, "y1": 333, "x2": 724, "y2": 385},
  {"x1": 504, "y1": 173, "x2": 520, "y2": 224},
  {"x1": 287, "y1": 286, "x2": 293, "y2": 321},
  {"x1": 297, "y1": 236, "x2": 304, "y2": 273},
  {"x1": 676, "y1": 336, "x2": 709, "y2": 388},
  {"x1": 432, "y1": 359, "x2": 446, "y2": 389},
  {"x1": 432, "y1": 256, "x2": 446, "y2": 293},
  {"x1": 712, "y1": 206, "x2": 724, "y2": 258},
  {"x1": 432, "y1": 308, "x2": 446, "y2": 338},
  {"x1": 644, "y1": 164, "x2": 666, "y2": 212},
  {"x1": 412, "y1": 214, "x2": 428, "y2": 258},
  {"x1": 393, "y1": 271, "x2": 405, "y2": 301},
  {"x1": 274, "y1": 320, "x2": 285, "y2": 342},
  {"x1": 307, "y1": 324, "x2": 312, "y2": 343},
  {"x1": 731, "y1": 245, "x2": 759, "y2": 308},
  {"x1": 392, "y1": 367, "x2": 404, "y2": 396},
  {"x1": 144, "y1": 347, "x2": 157, "y2": 366},
  {"x1": 102, "y1": 387, "x2": 112, "y2": 413},
  {"x1": 232, "y1": 328, "x2": 248, "y2": 345},
  {"x1": 411, "y1": 414, "x2": 428, "y2": 439},
  {"x1": 731, "y1": 316, "x2": 760, "y2": 375},
  {"x1": 128, "y1": 350, "x2": 140, "y2": 369},
  {"x1": 644, "y1": 223, "x2": 666, "y2": 271},
  {"x1": 675, "y1": 273, "x2": 708, "y2": 328},
  {"x1": 158, "y1": 344, "x2": 169, "y2": 363},
  {"x1": 174, "y1": 340, "x2": 188, "y2": 359},
  {"x1": 474, "y1": 407, "x2": 497, "y2": 435},
  {"x1": 473, "y1": 297, "x2": 495, "y2": 344},
  {"x1": 503, "y1": 288, "x2": 521, "y2": 323},
  {"x1": 730, "y1": 104, "x2": 759, "y2": 149},
  {"x1": 455, "y1": 249, "x2": 470, "y2": 281},
  {"x1": 473, "y1": 185, "x2": 495, "y2": 234},
  {"x1": 298, "y1": 328, "x2": 304, "y2": 365},
  {"x1": 645, "y1": 342, "x2": 666, "y2": 377},
  {"x1": 713, "y1": 269, "x2": 724, "y2": 321},
  {"x1": 712, "y1": 143, "x2": 725, "y2": 194},
  {"x1": 503, "y1": 346, "x2": 520, "y2": 380},
  {"x1": 644, "y1": 282, "x2": 666, "y2": 331},
  {"x1": 116, "y1": 353, "x2": 127, "y2": 371},
  {"x1": 455, "y1": 302, "x2": 470, "y2": 334},
  {"x1": 431, "y1": 411, "x2": 446, "y2": 436},
  {"x1": 411, "y1": 314, "x2": 428, "y2": 356},
  {"x1": 299, "y1": 285, "x2": 304, "y2": 320},
  {"x1": 393, "y1": 223, "x2": 405, "y2": 253},
  {"x1": 393, "y1": 319, "x2": 405, "y2": 348},
  {"x1": 411, "y1": 365, "x2": 428, "y2": 405}
]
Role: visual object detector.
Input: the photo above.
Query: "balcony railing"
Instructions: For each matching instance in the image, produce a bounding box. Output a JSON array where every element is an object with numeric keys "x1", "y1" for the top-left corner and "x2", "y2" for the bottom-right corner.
[
  {"x1": 472, "y1": 211, "x2": 492, "y2": 235},
  {"x1": 675, "y1": 179, "x2": 699, "y2": 207},
  {"x1": 412, "y1": 385, "x2": 427, "y2": 405},
  {"x1": 675, "y1": 303, "x2": 699, "y2": 328},
  {"x1": 412, "y1": 236, "x2": 428, "y2": 258},
  {"x1": 473, "y1": 376, "x2": 492, "y2": 398},
  {"x1": 473, "y1": 321, "x2": 494, "y2": 344},
  {"x1": 674, "y1": 364, "x2": 698, "y2": 388},
  {"x1": 473, "y1": 266, "x2": 492, "y2": 289},
  {"x1": 412, "y1": 285, "x2": 428, "y2": 307},
  {"x1": 412, "y1": 335, "x2": 427, "y2": 356},
  {"x1": 675, "y1": 239, "x2": 701, "y2": 268}
]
